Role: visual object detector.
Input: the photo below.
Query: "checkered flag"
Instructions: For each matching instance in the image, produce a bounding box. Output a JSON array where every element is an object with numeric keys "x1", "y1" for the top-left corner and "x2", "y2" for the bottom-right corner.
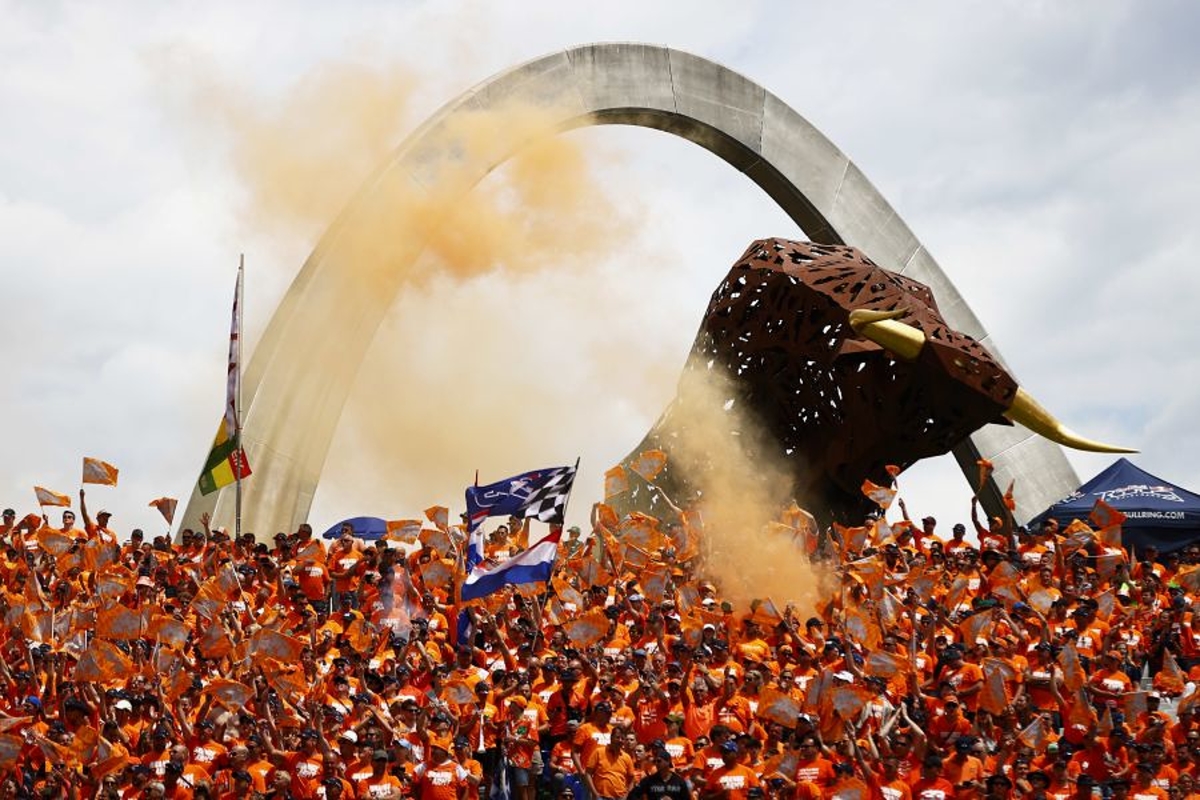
[
  {"x1": 465, "y1": 460, "x2": 580, "y2": 534},
  {"x1": 516, "y1": 464, "x2": 578, "y2": 524}
]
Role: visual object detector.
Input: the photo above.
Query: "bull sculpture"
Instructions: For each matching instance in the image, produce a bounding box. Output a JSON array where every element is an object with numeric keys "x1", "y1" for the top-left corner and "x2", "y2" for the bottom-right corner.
[{"x1": 621, "y1": 238, "x2": 1131, "y2": 523}]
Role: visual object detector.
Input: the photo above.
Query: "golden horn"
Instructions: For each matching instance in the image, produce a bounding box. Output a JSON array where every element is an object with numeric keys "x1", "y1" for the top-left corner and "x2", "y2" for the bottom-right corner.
[
  {"x1": 848, "y1": 308, "x2": 927, "y2": 361},
  {"x1": 1004, "y1": 388, "x2": 1137, "y2": 454}
]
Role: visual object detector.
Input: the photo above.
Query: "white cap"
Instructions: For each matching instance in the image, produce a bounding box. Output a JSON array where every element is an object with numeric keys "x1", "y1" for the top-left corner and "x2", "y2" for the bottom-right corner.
[
  {"x1": 338, "y1": 730, "x2": 358, "y2": 743},
  {"x1": 115, "y1": 700, "x2": 133, "y2": 712},
  {"x1": 834, "y1": 671, "x2": 855, "y2": 682}
]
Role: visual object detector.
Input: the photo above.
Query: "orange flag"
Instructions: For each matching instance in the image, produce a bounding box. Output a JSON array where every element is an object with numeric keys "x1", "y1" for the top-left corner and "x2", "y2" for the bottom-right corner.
[
  {"x1": 620, "y1": 513, "x2": 666, "y2": 553},
  {"x1": 263, "y1": 660, "x2": 309, "y2": 702},
  {"x1": 1160, "y1": 651, "x2": 1186, "y2": 695},
  {"x1": 750, "y1": 597, "x2": 784, "y2": 629},
  {"x1": 146, "y1": 615, "x2": 190, "y2": 651},
  {"x1": 1177, "y1": 566, "x2": 1200, "y2": 594},
  {"x1": 36, "y1": 529, "x2": 74, "y2": 557},
  {"x1": 1089, "y1": 499, "x2": 1127, "y2": 530},
  {"x1": 861, "y1": 479, "x2": 897, "y2": 510},
  {"x1": 425, "y1": 505, "x2": 450, "y2": 532},
  {"x1": 82, "y1": 457, "x2": 119, "y2": 486},
  {"x1": 959, "y1": 610, "x2": 994, "y2": 648},
  {"x1": 74, "y1": 640, "x2": 133, "y2": 683},
  {"x1": 1058, "y1": 642, "x2": 1086, "y2": 693},
  {"x1": 563, "y1": 609, "x2": 610, "y2": 648},
  {"x1": 842, "y1": 605, "x2": 881, "y2": 650},
  {"x1": 90, "y1": 737, "x2": 131, "y2": 780},
  {"x1": 164, "y1": 668, "x2": 192, "y2": 703},
  {"x1": 96, "y1": 606, "x2": 146, "y2": 641},
  {"x1": 642, "y1": 566, "x2": 670, "y2": 604},
  {"x1": 248, "y1": 628, "x2": 306, "y2": 663},
  {"x1": 0, "y1": 717, "x2": 32, "y2": 734},
  {"x1": 1066, "y1": 688, "x2": 1097, "y2": 733},
  {"x1": 197, "y1": 622, "x2": 232, "y2": 659},
  {"x1": 830, "y1": 684, "x2": 875, "y2": 720},
  {"x1": 979, "y1": 666, "x2": 1009, "y2": 715},
  {"x1": 148, "y1": 497, "x2": 177, "y2": 525},
  {"x1": 442, "y1": 680, "x2": 476, "y2": 705},
  {"x1": 419, "y1": 558, "x2": 454, "y2": 590},
  {"x1": 205, "y1": 679, "x2": 255, "y2": 710},
  {"x1": 345, "y1": 618, "x2": 375, "y2": 654},
  {"x1": 0, "y1": 734, "x2": 23, "y2": 769},
  {"x1": 864, "y1": 650, "x2": 910, "y2": 679},
  {"x1": 1003, "y1": 480, "x2": 1017, "y2": 512},
  {"x1": 976, "y1": 459, "x2": 994, "y2": 494},
  {"x1": 33, "y1": 486, "x2": 70, "y2": 507},
  {"x1": 419, "y1": 527, "x2": 453, "y2": 557},
  {"x1": 1017, "y1": 715, "x2": 1050, "y2": 752},
  {"x1": 1027, "y1": 588, "x2": 1059, "y2": 616},
  {"x1": 761, "y1": 752, "x2": 800, "y2": 782},
  {"x1": 629, "y1": 449, "x2": 668, "y2": 482},
  {"x1": 757, "y1": 687, "x2": 804, "y2": 728},
  {"x1": 385, "y1": 519, "x2": 423, "y2": 543},
  {"x1": 1097, "y1": 704, "x2": 1114, "y2": 737},
  {"x1": 553, "y1": 575, "x2": 586, "y2": 609},
  {"x1": 594, "y1": 503, "x2": 620, "y2": 530},
  {"x1": 604, "y1": 466, "x2": 630, "y2": 500},
  {"x1": 69, "y1": 724, "x2": 101, "y2": 764},
  {"x1": 1123, "y1": 691, "x2": 1149, "y2": 720},
  {"x1": 834, "y1": 523, "x2": 869, "y2": 552},
  {"x1": 944, "y1": 577, "x2": 971, "y2": 611}
]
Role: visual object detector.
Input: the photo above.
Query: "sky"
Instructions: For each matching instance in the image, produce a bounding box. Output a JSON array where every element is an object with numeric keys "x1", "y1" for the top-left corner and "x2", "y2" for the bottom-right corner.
[{"x1": 2, "y1": 1, "x2": 1199, "y2": 539}]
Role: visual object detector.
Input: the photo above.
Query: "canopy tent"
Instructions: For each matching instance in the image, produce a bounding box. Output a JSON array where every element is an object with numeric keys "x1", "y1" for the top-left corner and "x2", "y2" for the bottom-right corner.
[
  {"x1": 1034, "y1": 458, "x2": 1200, "y2": 554},
  {"x1": 321, "y1": 516, "x2": 388, "y2": 540}
]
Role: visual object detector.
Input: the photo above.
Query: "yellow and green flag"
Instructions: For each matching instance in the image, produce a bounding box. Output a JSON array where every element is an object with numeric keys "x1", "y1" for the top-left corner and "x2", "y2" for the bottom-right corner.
[{"x1": 199, "y1": 264, "x2": 251, "y2": 495}]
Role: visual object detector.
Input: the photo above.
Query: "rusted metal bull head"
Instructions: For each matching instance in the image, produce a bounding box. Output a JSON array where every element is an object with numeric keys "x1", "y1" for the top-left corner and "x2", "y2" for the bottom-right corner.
[{"x1": 623, "y1": 238, "x2": 1130, "y2": 522}]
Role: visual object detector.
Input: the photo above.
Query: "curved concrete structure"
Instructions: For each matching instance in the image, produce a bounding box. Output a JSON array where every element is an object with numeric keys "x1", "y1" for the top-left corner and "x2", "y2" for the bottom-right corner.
[{"x1": 182, "y1": 43, "x2": 1078, "y2": 535}]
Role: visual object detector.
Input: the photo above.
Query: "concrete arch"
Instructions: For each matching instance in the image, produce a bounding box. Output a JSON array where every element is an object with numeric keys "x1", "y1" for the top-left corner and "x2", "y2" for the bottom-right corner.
[{"x1": 182, "y1": 43, "x2": 1077, "y2": 535}]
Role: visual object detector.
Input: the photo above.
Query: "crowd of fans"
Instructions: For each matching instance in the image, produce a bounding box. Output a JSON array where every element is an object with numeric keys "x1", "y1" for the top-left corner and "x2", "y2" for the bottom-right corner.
[{"x1": 1, "y1": 484, "x2": 1199, "y2": 800}]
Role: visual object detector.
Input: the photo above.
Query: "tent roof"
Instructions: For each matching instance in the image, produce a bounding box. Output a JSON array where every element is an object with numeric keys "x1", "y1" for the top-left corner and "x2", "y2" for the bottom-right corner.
[{"x1": 1036, "y1": 457, "x2": 1200, "y2": 533}]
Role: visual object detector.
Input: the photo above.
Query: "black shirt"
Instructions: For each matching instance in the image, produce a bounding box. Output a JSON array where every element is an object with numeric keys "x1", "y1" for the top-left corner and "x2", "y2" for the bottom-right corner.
[{"x1": 631, "y1": 772, "x2": 692, "y2": 800}]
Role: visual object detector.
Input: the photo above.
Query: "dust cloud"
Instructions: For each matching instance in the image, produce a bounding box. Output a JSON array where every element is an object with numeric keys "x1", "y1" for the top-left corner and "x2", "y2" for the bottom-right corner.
[
  {"x1": 177, "y1": 56, "x2": 682, "y2": 521},
  {"x1": 664, "y1": 363, "x2": 830, "y2": 615},
  {"x1": 176, "y1": 53, "x2": 827, "y2": 610}
]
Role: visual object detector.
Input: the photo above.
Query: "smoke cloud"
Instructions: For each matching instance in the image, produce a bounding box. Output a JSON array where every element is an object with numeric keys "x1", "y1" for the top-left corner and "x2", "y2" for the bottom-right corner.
[
  {"x1": 663, "y1": 363, "x2": 831, "y2": 614},
  {"x1": 172, "y1": 52, "x2": 830, "y2": 612},
  {"x1": 176, "y1": 55, "x2": 685, "y2": 525}
]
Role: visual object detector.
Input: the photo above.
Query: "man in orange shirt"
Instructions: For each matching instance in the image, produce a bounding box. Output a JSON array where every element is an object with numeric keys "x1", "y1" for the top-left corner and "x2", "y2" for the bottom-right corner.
[
  {"x1": 573, "y1": 701, "x2": 615, "y2": 779},
  {"x1": 910, "y1": 756, "x2": 956, "y2": 800},
  {"x1": 936, "y1": 647, "x2": 983, "y2": 713},
  {"x1": 584, "y1": 732, "x2": 636, "y2": 800},
  {"x1": 413, "y1": 740, "x2": 470, "y2": 800},
  {"x1": 1088, "y1": 651, "x2": 1134, "y2": 705},
  {"x1": 700, "y1": 741, "x2": 760, "y2": 800}
]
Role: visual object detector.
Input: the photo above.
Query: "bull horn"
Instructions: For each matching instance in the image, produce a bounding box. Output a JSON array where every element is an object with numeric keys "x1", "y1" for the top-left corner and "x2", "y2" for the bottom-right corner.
[
  {"x1": 848, "y1": 308, "x2": 926, "y2": 361},
  {"x1": 1004, "y1": 388, "x2": 1136, "y2": 453}
]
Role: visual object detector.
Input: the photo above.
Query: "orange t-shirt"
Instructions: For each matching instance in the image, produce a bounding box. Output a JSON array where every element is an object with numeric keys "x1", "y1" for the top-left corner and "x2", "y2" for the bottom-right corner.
[
  {"x1": 586, "y1": 747, "x2": 637, "y2": 799},
  {"x1": 413, "y1": 761, "x2": 468, "y2": 800},
  {"x1": 704, "y1": 764, "x2": 761, "y2": 800}
]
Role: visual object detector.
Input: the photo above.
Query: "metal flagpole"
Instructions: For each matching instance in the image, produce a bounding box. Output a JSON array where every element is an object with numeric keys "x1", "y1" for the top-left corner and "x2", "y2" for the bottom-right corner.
[{"x1": 235, "y1": 254, "x2": 244, "y2": 541}]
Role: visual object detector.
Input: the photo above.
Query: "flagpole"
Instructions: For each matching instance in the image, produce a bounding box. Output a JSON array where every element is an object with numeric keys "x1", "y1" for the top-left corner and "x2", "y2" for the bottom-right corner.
[{"x1": 234, "y1": 254, "x2": 244, "y2": 541}]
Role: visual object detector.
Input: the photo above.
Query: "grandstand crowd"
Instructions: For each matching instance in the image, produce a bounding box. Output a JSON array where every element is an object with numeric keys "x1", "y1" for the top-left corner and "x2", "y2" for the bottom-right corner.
[{"x1": 1, "y1": 484, "x2": 1199, "y2": 800}]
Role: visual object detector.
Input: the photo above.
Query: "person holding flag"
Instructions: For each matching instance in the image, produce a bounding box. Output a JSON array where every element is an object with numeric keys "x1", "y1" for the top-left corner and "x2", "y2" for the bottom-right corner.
[
  {"x1": 461, "y1": 462, "x2": 578, "y2": 601},
  {"x1": 79, "y1": 488, "x2": 117, "y2": 544}
]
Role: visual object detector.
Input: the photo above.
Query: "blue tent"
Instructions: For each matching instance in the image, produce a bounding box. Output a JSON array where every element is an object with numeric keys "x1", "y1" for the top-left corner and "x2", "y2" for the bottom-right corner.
[
  {"x1": 1034, "y1": 458, "x2": 1200, "y2": 554},
  {"x1": 321, "y1": 516, "x2": 388, "y2": 540}
]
